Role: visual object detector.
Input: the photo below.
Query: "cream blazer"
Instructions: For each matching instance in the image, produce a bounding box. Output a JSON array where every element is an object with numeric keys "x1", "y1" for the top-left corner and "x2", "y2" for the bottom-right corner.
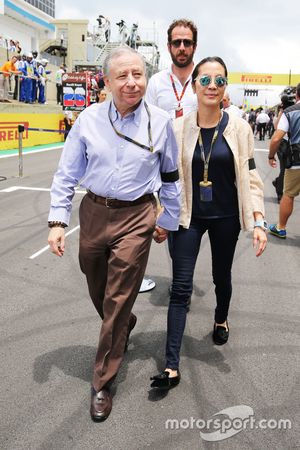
[{"x1": 173, "y1": 111, "x2": 265, "y2": 231}]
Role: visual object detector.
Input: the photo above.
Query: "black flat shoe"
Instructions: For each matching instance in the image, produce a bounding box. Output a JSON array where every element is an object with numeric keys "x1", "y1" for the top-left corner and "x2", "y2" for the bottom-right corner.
[
  {"x1": 213, "y1": 321, "x2": 229, "y2": 345},
  {"x1": 150, "y1": 370, "x2": 180, "y2": 390}
]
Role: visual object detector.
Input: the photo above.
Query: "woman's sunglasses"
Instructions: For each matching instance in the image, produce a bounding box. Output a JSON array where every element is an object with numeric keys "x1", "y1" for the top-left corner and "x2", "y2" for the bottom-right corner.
[
  {"x1": 170, "y1": 39, "x2": 194, "y2": 48},
  {"x1": 197, "y1": 75, "x2": 228, "y2": 87}
]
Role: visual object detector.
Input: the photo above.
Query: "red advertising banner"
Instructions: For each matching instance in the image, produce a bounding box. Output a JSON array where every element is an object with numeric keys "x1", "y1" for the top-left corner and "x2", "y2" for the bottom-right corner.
[{"x1": 62, "y1": 73, "x2": 87, "y2": 111}]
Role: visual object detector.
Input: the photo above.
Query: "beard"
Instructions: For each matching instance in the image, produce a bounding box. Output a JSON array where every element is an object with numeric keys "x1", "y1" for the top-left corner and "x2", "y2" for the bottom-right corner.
[{"x1": 171, "y1": 50, "x2": 194, "y2": 68}]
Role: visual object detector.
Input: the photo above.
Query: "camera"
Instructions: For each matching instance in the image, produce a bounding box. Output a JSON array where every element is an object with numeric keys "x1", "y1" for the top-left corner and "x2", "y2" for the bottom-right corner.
[{"x1": 281, "y1": 86, "x2": 296, "y2": 106}]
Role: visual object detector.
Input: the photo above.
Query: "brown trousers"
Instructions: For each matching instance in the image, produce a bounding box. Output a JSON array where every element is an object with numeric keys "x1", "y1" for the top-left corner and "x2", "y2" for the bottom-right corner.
[{"x1": 79, "y1": 194, "x2": 157, "y2": 391}]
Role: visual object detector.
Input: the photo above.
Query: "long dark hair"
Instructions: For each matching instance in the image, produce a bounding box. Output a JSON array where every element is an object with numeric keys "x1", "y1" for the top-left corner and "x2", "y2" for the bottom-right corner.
[{"x1": 192, "y1": 56, "x2": 228, "y2": 84}]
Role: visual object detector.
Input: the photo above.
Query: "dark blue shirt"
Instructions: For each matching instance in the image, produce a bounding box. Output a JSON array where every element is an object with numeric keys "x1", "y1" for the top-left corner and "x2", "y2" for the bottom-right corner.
[{"x1": 192, "y1": 112, "x2": 239, "y2": 219}]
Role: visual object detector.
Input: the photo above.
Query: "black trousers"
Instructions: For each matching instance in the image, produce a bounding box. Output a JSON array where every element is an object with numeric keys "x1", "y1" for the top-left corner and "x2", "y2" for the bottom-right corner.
[
  {"x1": 56, "y1": 84, "x2": 63, "y2": 104},
  {"x1": 166, "y1": 215, "x2": 241, "y2": 369},
  {"x1": 258, "y1": 123, "x2": 267, "y2": 140}
]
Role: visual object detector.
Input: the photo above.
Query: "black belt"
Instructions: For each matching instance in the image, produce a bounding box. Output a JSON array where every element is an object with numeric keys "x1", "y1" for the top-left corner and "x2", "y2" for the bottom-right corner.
[{"x1": 87, "y1": 190, "x2": 154, "y2": 208}]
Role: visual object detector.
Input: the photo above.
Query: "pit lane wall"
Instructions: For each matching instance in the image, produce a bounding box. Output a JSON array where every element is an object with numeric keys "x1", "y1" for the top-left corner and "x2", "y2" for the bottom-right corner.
[{"x1": 0, "y1": 105, "x2": 64, "y2": 150}]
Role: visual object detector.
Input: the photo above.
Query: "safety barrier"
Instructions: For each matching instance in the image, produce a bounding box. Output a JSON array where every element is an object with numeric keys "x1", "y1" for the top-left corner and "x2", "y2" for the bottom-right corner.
[
  {"x1": 17, "y1": 124, "x2": 66, "y2": 177},
  {"x1": 0, "y1": 70, "x2": 54, "y2": 103}
]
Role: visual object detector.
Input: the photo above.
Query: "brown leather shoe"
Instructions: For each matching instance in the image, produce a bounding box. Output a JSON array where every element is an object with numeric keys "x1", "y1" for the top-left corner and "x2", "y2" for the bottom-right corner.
[
  {"x1": 125, "y1": 313, "x2": 137, "y2": 352},
  {"x1": 90, "y1": 387, "x2": 112, "y2": 421}
]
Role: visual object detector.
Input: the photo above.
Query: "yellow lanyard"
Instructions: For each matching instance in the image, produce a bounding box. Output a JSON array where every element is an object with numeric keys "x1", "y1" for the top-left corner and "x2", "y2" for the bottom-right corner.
[{"x1": 198, "y1": 114, "x2": 222, "y2": 182}]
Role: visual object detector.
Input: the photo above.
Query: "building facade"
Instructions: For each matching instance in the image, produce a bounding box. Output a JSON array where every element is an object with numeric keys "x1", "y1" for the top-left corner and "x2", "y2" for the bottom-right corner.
[
  {"x1": 24, "y1": 0, "x2": 55, "y2": 18},
  {"x1": 0, "y1": 0, "x2": 55, "y2": 54}
]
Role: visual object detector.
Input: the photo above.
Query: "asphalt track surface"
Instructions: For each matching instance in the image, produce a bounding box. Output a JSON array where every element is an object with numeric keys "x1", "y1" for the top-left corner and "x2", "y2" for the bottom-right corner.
[{"x1": 1, "y1": 139, "x2": 299, "y2": 450}]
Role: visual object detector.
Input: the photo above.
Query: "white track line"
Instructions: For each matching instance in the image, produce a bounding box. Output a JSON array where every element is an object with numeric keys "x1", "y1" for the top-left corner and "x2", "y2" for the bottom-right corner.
[
  {"x1": 29, "y1": 225, "x2": 80, "y2": 259},
  {"x1": 0, "y1": 145, "x2": 64, "y2": 159},
  {"x1": 0, "y1": 186, "x2": 86, "y2": 193}
]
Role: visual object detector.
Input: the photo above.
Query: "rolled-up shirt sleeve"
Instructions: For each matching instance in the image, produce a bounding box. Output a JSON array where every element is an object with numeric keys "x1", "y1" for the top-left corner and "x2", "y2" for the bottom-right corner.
[
  {"x1": 48, "y1": 117, "x2": 87, "y2": 225},
  {"x1": 156, "y1": 119, "x2": 181, "y2": 231}
]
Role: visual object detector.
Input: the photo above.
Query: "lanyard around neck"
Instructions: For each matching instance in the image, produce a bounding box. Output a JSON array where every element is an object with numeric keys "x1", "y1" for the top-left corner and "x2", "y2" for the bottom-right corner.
[
  {"x1": 170, "y1": 74, "x2": 190, "y2": 106},
  {"x1": 198, "y1": 113, "x2": 223, "y2": 182},
  {"x1": 108, "y1": 101, "x2": 154, "y2": 152}
]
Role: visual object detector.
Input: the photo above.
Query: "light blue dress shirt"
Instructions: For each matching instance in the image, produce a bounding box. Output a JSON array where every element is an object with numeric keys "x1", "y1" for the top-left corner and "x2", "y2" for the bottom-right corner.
[{"x1": 49, "y1": 99, "x2": 181, "y2": 231}]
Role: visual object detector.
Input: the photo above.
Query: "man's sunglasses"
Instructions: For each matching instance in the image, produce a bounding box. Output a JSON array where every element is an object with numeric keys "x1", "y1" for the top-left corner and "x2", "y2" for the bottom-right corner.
[
  {"x1": 197, "y1": 75, "x2": 228, "y2": 87},
  {"x1": 170, "y1": 39, "x2": 194, "y2": 48}
]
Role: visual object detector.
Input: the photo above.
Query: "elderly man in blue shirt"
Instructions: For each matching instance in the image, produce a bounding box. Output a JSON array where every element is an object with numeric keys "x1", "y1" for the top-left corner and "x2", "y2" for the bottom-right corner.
[{"x1": 47, "y1": 47, "x2": 181, "y2": 422}]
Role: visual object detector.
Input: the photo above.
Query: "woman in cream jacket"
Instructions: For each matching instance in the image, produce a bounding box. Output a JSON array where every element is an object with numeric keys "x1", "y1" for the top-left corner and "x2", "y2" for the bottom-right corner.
[{"x1": 151, "y1": 56, "x2": 267, "y2": 390}]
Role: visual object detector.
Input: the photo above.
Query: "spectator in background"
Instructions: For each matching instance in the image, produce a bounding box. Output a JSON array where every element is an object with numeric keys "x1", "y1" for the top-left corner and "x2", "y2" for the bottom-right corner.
[
  {"x1": 21, "y1": 52, "x2": 37, "y2": 104},
  {"x1": 18, "y1": 53, "x2": 27, "y2": 102},
  {"x1": 256, "y1": 109, "x2": 270, "y2": 141},
  {"x1": 96, "y1": 88, "x2": 107, "y2": 103},
  {"x1": 0, "y1": 55, "x2": 20, "y2": 102},
  {"x1": 31, "y1": 51, "x2": 39, "y2": 102},
  {"x1": 268, "y1": 83, "x2": 300, "y2": 239},
  {"x1": 145, "y1": 17, "x2": 198, "y2": 296},
  {"x1": 56, "y1": 64, "x2": 65, "y2": 105},
  {"x1": 222, "y1": 91, "x2": 243, "y2": 117},
  {"x1": 116, "y1": 19, "x2": 128, "y2": 44},
  {"x1": 104, "y1": 17, "x2": 111, "y2": 42},
  {"x1": 271, "y1": 94, "x2": 296, "y2": 203},
  {"x1": 37, "y1": 59, "x2": 49, "y2": 104},
  {"x1": 15, "y1": 41, "x2": 22, "y2": 54},
  {"x1": 248, "y1": 108, "x2": 256, "y2": 133},
  {"x1": 95, "y1": 66, "x2": 105, "y2": 90},
  {"x1": 13, "y1": 55, "x2": 21, "y2": 100},
  {"x1": 9, "y1": 39, "x2": 16, "y2": 52}
]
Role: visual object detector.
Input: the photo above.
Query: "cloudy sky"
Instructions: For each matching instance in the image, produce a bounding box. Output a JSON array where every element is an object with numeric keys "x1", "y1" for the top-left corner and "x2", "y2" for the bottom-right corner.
[{"x1": 57, "y1": 0, "x2": 300, "y2": 74}]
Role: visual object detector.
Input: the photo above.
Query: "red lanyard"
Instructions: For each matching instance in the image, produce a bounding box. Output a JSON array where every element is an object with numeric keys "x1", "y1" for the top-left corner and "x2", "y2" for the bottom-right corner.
[{"x1": 170, "y1": 74, "x2": 190, "y2": 107}]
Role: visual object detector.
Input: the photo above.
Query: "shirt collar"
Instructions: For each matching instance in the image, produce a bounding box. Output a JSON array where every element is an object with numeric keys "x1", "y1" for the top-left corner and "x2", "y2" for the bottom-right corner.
[
  {"x1": 111, "y1": 99, "x2": 144, "y2": 127},
  {"x1": 167, "y1": 64, "x2": 194, "y2": 83}
]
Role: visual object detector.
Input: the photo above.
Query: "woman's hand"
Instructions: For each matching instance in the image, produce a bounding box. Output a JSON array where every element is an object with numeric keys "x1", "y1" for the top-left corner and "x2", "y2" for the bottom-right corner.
[
  {"x1": 253, "y1": 227, "x2": 267, "y2": 257},
  {"x1": 48, "y1": 227, "x2": 65, "y2": 257},
  {"x1": 153, "y1": 225, "x2": 168, "y2": 243}
]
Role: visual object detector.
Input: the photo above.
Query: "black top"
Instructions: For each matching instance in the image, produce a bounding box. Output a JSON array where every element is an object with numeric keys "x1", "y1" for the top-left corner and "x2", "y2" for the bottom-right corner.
[{"x1": 192, "y1": 112, "x2": 239, "y2": 219}]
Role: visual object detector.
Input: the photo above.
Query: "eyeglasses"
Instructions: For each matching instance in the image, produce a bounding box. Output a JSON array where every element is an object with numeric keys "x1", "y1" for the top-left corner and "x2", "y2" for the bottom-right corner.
[
  {"x1": 197, "y1": 75, "x2": 228, "y2": 87},
  {"x1": 170, "y1": 39, "x2": 194, "y2": 48}
]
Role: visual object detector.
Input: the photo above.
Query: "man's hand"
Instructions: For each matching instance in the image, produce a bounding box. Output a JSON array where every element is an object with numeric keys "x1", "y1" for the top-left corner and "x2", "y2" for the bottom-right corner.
[
  {"x1": 268, "y1": 157, "x2": 277, "y2": 168},
  {"x1": 153, "y1": 225, "x2": 168, "y2": 243},
  {"x1": 48, "y1": 227, "x2": 65, "y2": 257},
  {"x1": 253, "y1": 227, "x2": 267, "y2": 257}
]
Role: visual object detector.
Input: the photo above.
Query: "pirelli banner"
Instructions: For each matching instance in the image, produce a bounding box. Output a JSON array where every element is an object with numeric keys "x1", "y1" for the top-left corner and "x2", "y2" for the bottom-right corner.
[
  {"x1": 228, "y1": 72, "x2": 300, "y2": 86},
  {"x1": 0, "y1": 113, "x2": 64, "y2": 150}
]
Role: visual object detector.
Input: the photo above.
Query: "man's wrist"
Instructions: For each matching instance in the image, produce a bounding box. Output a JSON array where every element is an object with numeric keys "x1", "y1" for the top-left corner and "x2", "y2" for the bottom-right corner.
[
  {"x1": 48, "y1": 221, "x2": 68, "y2": 228},
  {"x1": 268, "y1": 154, "x2": 276, "y2": 160}
]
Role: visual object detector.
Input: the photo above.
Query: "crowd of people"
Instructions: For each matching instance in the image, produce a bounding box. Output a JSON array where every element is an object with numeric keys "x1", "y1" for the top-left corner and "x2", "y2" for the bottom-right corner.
[
  {"x1": 0, "y1": 51, "x2": 51, "y2": 103},
  {"x1": 221, "y1": 90, "x2": 277, "y2": 140},
  {"x1": 96, "y1": 15, "x2": 141, "y2": 49}
]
